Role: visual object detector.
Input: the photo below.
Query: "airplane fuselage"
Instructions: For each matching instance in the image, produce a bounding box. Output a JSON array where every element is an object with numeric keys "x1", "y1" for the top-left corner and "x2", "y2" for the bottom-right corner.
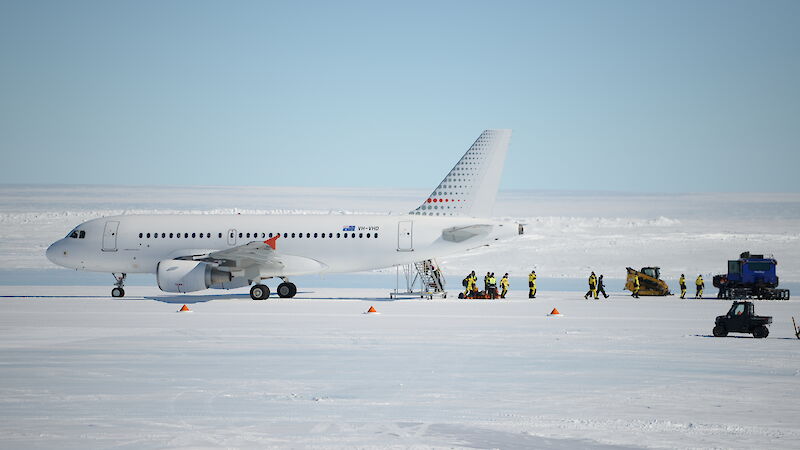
[{"x1": 47, "y1": 214, "x2": 518, "y2": 276}]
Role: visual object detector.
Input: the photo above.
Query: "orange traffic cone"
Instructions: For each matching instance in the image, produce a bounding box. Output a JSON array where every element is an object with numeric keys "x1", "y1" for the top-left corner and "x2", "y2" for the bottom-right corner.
[
  {"x1": 365, "y1": 306, "x2": 378, "y2": 314},
  {"x1": 178, "y1": 304, "x2": 192, "y2": 313},
  {"x1": 548, "y1": 307, "x2": 562, "y2": 316}
]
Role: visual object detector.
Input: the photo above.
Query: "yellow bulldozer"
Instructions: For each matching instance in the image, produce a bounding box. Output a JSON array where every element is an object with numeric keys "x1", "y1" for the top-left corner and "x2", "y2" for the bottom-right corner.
[{"x1": 624, "y1": 267, "x2": 671, "y2": 296}]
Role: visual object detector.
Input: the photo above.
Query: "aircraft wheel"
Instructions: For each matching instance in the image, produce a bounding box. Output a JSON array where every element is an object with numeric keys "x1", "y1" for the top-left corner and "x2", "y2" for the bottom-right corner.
[
  {"x1": 752, "y1": 325, "x2": 769, "y2": 339},
  {"x1": 111, "y1": 287, "x2": 125, "y2": 298},
  {"x1": 277, "y1": 282, "x2": 297, "y2": 298},
  {"x1": 250, "y1": 284, "x2": 270, "y2": 300},
  {"x1": 712, "y1": 325, "x2": 727, "y2": 337}
]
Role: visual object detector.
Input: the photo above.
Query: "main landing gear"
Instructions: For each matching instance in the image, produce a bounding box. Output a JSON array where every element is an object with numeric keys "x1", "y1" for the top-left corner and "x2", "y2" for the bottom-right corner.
[
  {"x1": 249, "y1": 278, "x2": 297, "y2": 300},
  {"x1": 111, "y1": 273, "x2": 126, "y2": 298},
  {"x1": 250, "y1": 284, "x2": 270, "y2": 300}
]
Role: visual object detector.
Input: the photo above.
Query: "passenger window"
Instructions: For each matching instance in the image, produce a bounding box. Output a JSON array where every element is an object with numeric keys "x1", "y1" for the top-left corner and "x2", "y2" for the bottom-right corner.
[
  {"x1": 269, "y1": 233, "x2": 273, "y2": 238},
  {"x1": 218, "y1": 233, "x2": 222, "y2": 238},
  {"x1": 261, "y1": 233, "x2": 265, "y2": 238},
  {"x1": 246, "y1": 233, "x2": 250, "y2": 238},
  {"x1": 184, "y1": 233, "x2": 188, "y2": 238},
  {"x1": 375, "y1": 233, "x2": 378, "y2": 238},
  {"x1": 298, "y1": 232, "x2": 302, "y2": 239},
  {"x1": 359, "y1": 233, "x2": 363, "y2": 238},
  {"x1": 199, "y1": 233, "x2": 203, "y2": 239},
  {"x1": 169, "y1": 233, "x2": 173, "y2": 238},
  {"x1": 343, "y1": 233, "x2": 347, "y2": 238},
  {"x1": 351, "y1": 233, "x2": 355, "y2": 238},
  {"x1": 161, "y1": 233, "x2": 165, "y2": 238},
  {"x1": 337, "y1": 233, "x2": 341, "y2": 238},
  {"x1": 238, "y1": 232, "x2": 242, "y2": 238},
  {"x1": 283, "y1": 233, "x2": 288, "y2": 238},
  {"x1": 291, "y1": 233, "x2": 296, "y2": 238},
  {"x1": 329, "y1": 233, "x2": 333, "y2": 238},
  {"x1": 139, "y1": 233, "x2": 143, "y2": 238},
  {"x1": 192, "y1": 233, "x2": 196, "y2": 238},
  {"x1": 147, "y1": 233, "x2": 151, "y2": 238},
  {"x1": 306, "y1": 233, "x2": 310, "y2": 238},
  {"x1": 366, "y1": 233, "x2": 371, "y2": 238}
]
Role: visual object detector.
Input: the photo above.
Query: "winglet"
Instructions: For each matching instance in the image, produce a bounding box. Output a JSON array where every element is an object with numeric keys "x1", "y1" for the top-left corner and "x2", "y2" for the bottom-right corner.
[{"x1": 264, "y1": 234, "x2": 280, "y2": 250}]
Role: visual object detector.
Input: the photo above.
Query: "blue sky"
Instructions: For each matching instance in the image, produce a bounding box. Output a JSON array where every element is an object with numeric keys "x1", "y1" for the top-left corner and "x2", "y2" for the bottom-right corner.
[{"x1": 1, "y1": 0, "x2": 798, "y2": 192}]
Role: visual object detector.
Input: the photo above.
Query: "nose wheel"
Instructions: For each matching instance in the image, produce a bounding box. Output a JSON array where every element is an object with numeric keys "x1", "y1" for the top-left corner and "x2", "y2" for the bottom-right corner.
[{"x1": 111, "y1": 273, "x2": 127, "y2": 298}]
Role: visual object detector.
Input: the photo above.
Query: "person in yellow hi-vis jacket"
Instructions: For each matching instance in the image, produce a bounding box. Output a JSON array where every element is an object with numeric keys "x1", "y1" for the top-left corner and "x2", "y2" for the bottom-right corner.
[
  {"x1": 500, "y1": 273, "x2": 510, "y2": 298},
  {"x1": 584, "y1": 272, "x2": 597, "y2": 299},
  {"x1": 679, "y1": 274, "x2": 687, "y2": 299},
  {"x1": 631, "y1": 273, "x2": 640, "y2": 298},
  {"x1": 696, "y1": 274, "x2": 704, "y2": 299},
  {"x1": 528, "y1": 270, "x2": 537, "y2": 298},
  {"x1": 463, "y1": 270, "x2": 477, "y2": 298},
  {"x1": 487, "y1": 273, "x2": 498, "y2": 299}
]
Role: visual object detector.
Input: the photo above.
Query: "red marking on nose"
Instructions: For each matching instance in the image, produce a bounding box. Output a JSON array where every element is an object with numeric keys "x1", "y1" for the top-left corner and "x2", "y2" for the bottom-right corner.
[{"x1": 264, "y1": 234, "x2": 280, "y2": 250}]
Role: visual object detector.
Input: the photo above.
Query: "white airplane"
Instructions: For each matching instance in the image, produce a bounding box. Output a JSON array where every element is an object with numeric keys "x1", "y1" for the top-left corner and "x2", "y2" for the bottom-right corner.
[{"x1": 46, "y1": 129, "x2": 522, "y2": 299}]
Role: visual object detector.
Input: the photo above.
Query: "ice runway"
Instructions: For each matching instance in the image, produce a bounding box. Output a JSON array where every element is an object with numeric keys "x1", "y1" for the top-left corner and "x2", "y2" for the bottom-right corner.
[{"x1": 1, "y1": 286, "x2": 798, "y2": 449}]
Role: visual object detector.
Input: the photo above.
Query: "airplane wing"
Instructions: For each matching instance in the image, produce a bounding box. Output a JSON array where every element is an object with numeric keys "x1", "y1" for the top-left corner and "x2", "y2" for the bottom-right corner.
[
  {"x1": 197, "y1": 235, "x2": 327, "y2": 277},
  {"x1": 207, "y1": 240, "x2": 286, "y2": 272}
]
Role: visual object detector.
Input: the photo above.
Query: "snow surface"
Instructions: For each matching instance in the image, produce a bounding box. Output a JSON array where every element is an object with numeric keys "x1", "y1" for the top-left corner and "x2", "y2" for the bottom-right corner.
[
  {"x1": 2, "y1": 185, "x2": 799, "y2": 284},
  {"x1": 0, "y1": 286, "x2": 798, "y2": 449}
]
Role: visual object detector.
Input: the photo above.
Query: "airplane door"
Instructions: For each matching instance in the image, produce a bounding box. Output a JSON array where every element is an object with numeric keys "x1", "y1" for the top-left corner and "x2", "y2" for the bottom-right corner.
[
  {"x1": 397, "y1": 220, "x2": 413, "y2": 251},
  {"x1": 102, "y1": 221, "x2": 119, "y2": 252},
  {"x1": 227, "y1": 228, "x2": 237, "y2": 246}
]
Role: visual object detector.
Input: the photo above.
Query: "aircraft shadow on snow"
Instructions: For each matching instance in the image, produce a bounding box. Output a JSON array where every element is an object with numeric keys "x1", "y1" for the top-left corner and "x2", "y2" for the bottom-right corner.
[{"x1": 142, "y1": 291, "x2": 399, "y2": 304}]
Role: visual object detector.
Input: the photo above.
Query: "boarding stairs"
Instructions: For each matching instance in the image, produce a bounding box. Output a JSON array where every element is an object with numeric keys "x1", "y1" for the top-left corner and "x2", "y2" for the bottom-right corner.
[{"x1": 390, "y1": 259, "x2": 447, "y2": 299}]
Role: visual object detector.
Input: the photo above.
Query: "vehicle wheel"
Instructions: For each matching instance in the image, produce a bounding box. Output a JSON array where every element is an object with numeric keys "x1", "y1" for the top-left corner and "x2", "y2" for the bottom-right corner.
[
  {"x1": 250, "y1": 284, "x2": 270, "y2": 300},
  {"x1": 277, "y1": 282, "x2": 297, "y2": 298},
  {"x1": 111, "y1": 287, "x2": 125, "y2": 298},
  {"x1": 753, "y1": 325, "x2": 769, "y2": 339},
  {"x1": 712, "y1": 325, "x2": 727, "y2": 337}
]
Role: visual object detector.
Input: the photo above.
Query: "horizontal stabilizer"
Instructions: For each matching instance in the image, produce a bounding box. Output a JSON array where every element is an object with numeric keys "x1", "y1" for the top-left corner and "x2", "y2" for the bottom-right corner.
[{"x1": 442, "y1": 224, "x2": 492, "y2": 243}]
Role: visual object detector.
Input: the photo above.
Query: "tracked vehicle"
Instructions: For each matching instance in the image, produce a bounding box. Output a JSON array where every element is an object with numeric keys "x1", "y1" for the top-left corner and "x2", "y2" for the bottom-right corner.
[
  {"x1": 624, "y1": 267, "x2": 671, "y2": 296},
  {"x1": 713, "y1": 252, "x2": 790, "y2": 300}
]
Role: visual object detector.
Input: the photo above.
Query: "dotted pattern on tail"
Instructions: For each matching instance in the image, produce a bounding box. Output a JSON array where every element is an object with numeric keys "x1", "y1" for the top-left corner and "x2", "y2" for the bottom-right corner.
[{"x1": 411, "y1": 129, "x2": 511, "y2": 217}]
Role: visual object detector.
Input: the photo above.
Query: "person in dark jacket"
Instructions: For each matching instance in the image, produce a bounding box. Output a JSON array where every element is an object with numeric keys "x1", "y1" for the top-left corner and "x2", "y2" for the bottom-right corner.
[{"x1": 596, "y1": 274, "x2": 609, "y2": 299}]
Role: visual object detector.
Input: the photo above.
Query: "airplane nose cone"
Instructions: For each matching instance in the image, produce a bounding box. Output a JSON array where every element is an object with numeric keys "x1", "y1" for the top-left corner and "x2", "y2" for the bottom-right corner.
[{"x1": 46, "y1": 240, "x2": 64, "y2": 265}]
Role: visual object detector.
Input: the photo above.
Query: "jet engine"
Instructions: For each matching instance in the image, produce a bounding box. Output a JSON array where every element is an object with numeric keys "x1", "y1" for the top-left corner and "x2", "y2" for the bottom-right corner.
[{"x1": 157, "y1": 259, "x2": 234, "y2": 293}]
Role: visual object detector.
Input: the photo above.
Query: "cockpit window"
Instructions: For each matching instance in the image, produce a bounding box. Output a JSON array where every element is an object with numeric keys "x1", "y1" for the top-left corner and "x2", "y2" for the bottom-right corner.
[
  {"x1": 70, "y1": 231, "x2": 79, "y2": 238},
  {"x1": 78, "y1": 230, "x2": 86, "y2": 239}
]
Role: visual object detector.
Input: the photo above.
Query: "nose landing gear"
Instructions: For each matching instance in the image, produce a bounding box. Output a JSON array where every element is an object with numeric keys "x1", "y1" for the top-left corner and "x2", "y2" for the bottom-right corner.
[{"x1": 111, "y1": 273, "x2": 126, "y2": 297}]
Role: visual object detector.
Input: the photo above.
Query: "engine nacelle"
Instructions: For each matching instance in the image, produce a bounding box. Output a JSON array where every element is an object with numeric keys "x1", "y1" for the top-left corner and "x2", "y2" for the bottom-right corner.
[{"x1": 157, "y1": 260, "x2": 234, "y2": 293}]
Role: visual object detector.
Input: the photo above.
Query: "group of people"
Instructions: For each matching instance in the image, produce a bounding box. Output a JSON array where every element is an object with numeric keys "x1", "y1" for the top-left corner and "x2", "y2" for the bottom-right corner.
[
  {"x1": 584, "y1": 272, "x2": 610, "y2": 299},
  {"x1": 462, "y1": 270, "x2": 533, "y2": 299},
  {"x1": 461, "y1": 270, "x2": 708, "y2": 300},
  {"x1": 462, "y1": 271, "x2": 510, "y2": 299},
  {"x1": 678, "y1": 274, "x2": 704, "y2": 299}
]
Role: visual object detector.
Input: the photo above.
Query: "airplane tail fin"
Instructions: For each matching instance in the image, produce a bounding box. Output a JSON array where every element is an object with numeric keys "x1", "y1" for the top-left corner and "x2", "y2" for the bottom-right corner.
[{"x1": 411, "y1": 129, "x2": 511, "y2": 218}]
